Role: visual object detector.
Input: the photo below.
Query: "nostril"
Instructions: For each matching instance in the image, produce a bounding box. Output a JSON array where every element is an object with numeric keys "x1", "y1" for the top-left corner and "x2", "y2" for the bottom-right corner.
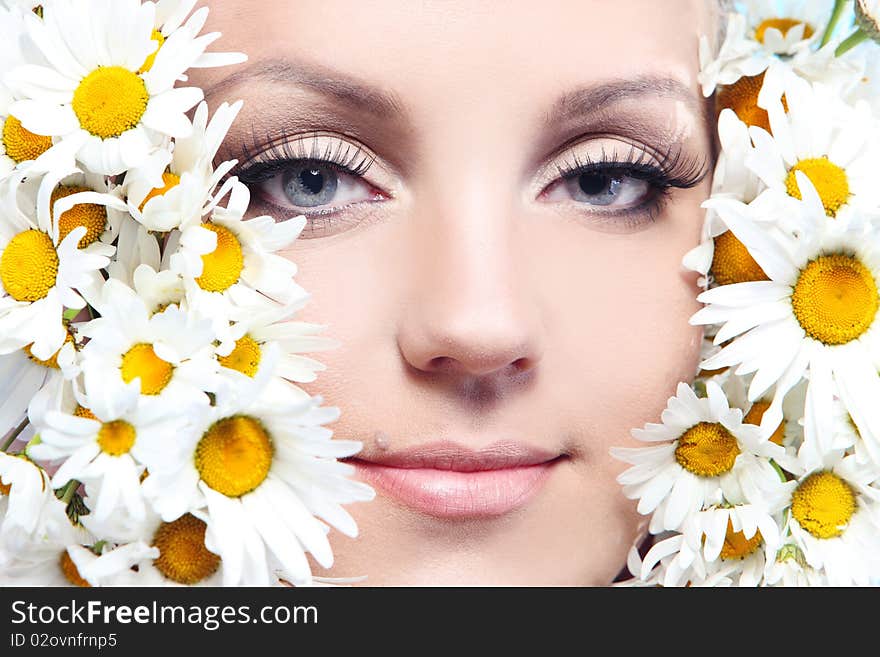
[
  {"x1": 427, "y1": 356, "x2": 452, "y2": 372},
  {"x1": 511, "y1": 356, "x2": 533, "y2": 374}
]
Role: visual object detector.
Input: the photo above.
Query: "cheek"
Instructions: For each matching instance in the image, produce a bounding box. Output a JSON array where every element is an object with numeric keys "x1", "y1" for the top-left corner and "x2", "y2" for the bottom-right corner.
[
  {"x1": 279, "y1": 225, "x2": 415, "y2": 410},
  {"x1": 535, "y1": 206, "x2": 705, "y2": 449}
]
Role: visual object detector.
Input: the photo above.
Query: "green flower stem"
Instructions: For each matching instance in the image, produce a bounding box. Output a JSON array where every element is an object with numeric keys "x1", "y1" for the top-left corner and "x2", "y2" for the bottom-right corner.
[
  {"x1": 1, "y1": 417, "x2": 30, "y2": 452},
  {"x1": 769, "y1": 459, "x2": 788, "y2": 484},
  {"x1": 836, "y1": 28, "x2": 869, "y2": 55},
  {"x1": 821, "y1": 0, "x2": 850, "y2": 48}
]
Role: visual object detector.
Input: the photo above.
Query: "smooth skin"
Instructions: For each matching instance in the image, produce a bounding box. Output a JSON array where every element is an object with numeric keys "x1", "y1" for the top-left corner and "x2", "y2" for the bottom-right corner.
[{"x1": 192, "y1": 0, "x2": 718, "y2": 585}]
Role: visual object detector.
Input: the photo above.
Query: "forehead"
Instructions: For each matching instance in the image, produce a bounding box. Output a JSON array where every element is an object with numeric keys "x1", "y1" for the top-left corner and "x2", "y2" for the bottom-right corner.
[{"x1": 198, "y1": 0, "x2": 714, "y2": 108}]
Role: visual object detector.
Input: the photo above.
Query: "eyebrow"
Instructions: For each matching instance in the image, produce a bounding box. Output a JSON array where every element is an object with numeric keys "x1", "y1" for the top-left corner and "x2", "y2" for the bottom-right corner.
[
  {"x1": 207, "y1": 58, "x2": 705, "y2": 135},
  {"x1": 546, "y1": 76, "x2": 703, "y2": 127},
  {"x1": 203, "y1": 57, "x2": 407, "y2": 120}
]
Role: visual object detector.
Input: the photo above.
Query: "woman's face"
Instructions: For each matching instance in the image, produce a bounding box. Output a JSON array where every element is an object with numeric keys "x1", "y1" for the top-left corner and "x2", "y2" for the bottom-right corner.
[{"x1": 193, "y1": 0, "x2": 716, "y2": 585}]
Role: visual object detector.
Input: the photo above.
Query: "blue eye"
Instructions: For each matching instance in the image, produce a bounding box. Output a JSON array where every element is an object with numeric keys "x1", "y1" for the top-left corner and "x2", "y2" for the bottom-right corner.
[
  {"x1": 282, "y1": 164, "x2": 340, "y2": 207},
  {"x1": 251, "y1": 159, "x2": 381, "y2": 215},
  {"x1": 552, "y1": 170, "x2": 651, "y2": 208}
]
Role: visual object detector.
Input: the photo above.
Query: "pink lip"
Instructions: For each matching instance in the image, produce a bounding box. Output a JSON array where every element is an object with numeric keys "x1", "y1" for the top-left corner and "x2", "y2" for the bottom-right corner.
[{"x1": 347, "y1": 441, "x2": 564, "y2": 519}]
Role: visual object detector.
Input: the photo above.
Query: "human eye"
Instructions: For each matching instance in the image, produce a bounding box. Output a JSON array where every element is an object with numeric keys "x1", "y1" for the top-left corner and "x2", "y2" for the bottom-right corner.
[
  {"x1": 233, "y1": 131, "x2": 393, "y2": 238},
  {"x1": 537, "y1": 137, "x2": 708, "y2": 230}
]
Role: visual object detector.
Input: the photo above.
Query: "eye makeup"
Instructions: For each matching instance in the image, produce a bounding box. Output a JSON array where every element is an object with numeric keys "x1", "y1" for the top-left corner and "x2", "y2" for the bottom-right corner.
[
  {"x1": 224, "y1": 128, "x2": 397, "y2": 238},
  {"x1": 536, "y1": 135, "x2": 708, "y2": 231},
  {"x1": 219, "y1": 89, "x2": 710, "y2": 238}
]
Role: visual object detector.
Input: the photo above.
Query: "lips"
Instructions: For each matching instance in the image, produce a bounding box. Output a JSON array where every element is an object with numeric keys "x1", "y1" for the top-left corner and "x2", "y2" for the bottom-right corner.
[{"x1": 345, "y1": 441, "x2": 564, "y2": 519}]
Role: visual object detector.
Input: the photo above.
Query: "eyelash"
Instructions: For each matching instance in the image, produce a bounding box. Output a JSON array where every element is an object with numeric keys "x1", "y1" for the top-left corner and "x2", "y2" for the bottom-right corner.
[
  {"x1": 230, "y1": 133, "x2": 708, "y2": 233},
  {"x1": 548, "y1": 143, "x2": 708, "y2": 224},
  {"x1": 234, "y1": 130, "x2": 376, "y2": 190}
]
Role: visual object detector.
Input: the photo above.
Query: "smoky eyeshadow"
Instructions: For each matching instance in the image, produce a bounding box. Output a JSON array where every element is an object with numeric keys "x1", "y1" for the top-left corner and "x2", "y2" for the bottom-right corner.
[{"x1": 215, "y1": 96, "x2": 414, "y2": 177}]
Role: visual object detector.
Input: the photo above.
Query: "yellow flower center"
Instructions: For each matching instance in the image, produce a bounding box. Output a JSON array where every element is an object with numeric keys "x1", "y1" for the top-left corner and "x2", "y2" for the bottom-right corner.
[
  {"x1": 2, "y1": 115, "x2": 53, "y2": 163},
  {"x1": 120, "y1": 343, "x2": 174, "y2": 395},
  {"x1": 218, "y1": 335, "x2": 262, "y2": 377},
  {"x1": 716, "y1": 72, "x2": 772, "y2": 133},
  {"x1": 196, "y1": 223, "x2": 244, "y2": 293},
  {"x1": 51, "y1": 185, "x2": 107, "y2": 248},
  {"x1": 743, "y1": 400, "x2": 786, "y2": 446},
  {"x1": 138, "y1": 171, "x2": 181, "y2": 211},
  {"x1": 152, "y1": 513, "x2": 221, "y2": 584},
  {"x1": 0, "y1": 475, "x2": 10, "y2": 496},
  {"x1": 195, "y1": 415, "x2": 273, "y2": 497},
  {"x1": 74, "y1": 405, "x2": 98, "y2": 421},
  {"x1": 22, "y1": 330, "x2": 74, "y2": 369},
  {"x1": 791, "y1": 254, "x2": 878, "y2": 345},
  {"x1": 711, "y1": 230, "x2": 769, "y2": 286},
  {"x1": 675, "y1": 421, "x2": 740, "y2": 477},
  {"x1": 0, "y1": 229, "x2": 58, "y2": 302},
  {"x1": 138, "y1": 29, "x2": 166, "y2": 74},
  {"x1": 96, "y1": 419, "x2": 136, "y2": 456},
  {"x1": 784, "y1": 157, "x2": 850, "y2": 218},
  {"x1": 72, "y1": 66, "x2": 149, "y2": 139},
  {"x1": 755, "y1": 18, "x2": 814, "y2": 43},
  {"x1": 791, "y1": 470, "x2": 856, "y2": 539},
  {"x1": 59, "y1": 550, "x2": 91, "y2": 587},
  {"x1": 719, "y1": 519, "x2": 764, "y2": 560}
]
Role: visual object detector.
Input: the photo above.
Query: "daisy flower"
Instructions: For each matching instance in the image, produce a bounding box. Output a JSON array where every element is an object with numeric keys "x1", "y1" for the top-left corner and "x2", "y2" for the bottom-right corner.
[
  {"x1": 698, "y1": 12, "x2": 765, "y2": 97},
  {"x1": 682, "y1": 106, "x2": 815, "y2": 292},
  {"x1": 74, "y1": 540, "x2": 160, "y2": 587},
  {"x1": 84, "y1": 508, "x2": 226, "y2": 586},
  {"x1": 148, "y1": 0, "x2": 247, "y2": 74},
  {"x1": 640, "y1": 500, "x2": 787, "y2": 587},
  {"x1": 626, "y1": 532, "x2": 738, "y2": 588},
  {"x1": 141, "y1": 345, "x2": 374, "y2": 586},
  {"x1": 611, "y1": 381, "x2": 785, "y2": 534},
  {"x1": 106, "y1": 217, "x2": 162, "y2": 290},
  {"x1": 109, "y1": 263, "x2": 184, "y2": 321},
  {"x1": 5, "y1": 0, "x2": 209, "y2": 175},
  {"x1": 0, "y1": 4, "x2": 55, "y2": 175},
  {"x1": 78, "y1": 277, "x2": 219, "y2": 408},
  {"x1": 699, "y1": 0, "x2": 832, "y2": 99},
  {"x1": 13, "y1": 165, "x2": 128, "y2": 255},
  {"x1": 693, "y1": 502, "x2": 786, "y2": 586},
  {"x1": 691, "y1": 184, "x2": 880, "y2": 464},
  {"x1": 740, "y1": 378, "x2": 807, "y2": 457},
  {"x1": 745, "y1": 74, "x2": 880, "y2": 219},
  {"x1": 212, "y1": 284, "x2": 337, "y2": 390},
  {"x1": 0, "y1": 172, "x2": 110, "y2": 360},
  {"x1": 682, "y1": 109, "x2": 768, "y2": 285},
  {"x1": 792, "y1": 395, "x2": 865, "y2": 473},
  {"x1": 124, "y1": 100, "x2": 243, "y2": 232},
  {"x1": 0, "y1": 326, "x2": 77, "y2": 438},
  {"x1": 171, "y1": 179, "x2": 308, "y2": 306},
  {"x1": 27, "y1": 363, "x2": 200, "y2": 523},
  {"x1": 0, "y1": 452, "x2": 58, "y2": 551},
  {"x1": 0, "y1": 485, "x2": 96, "y2": 586},
  {"x1": 783, "y1": 454, "x2": 880, "y2": 586},
  {"x1": 614, "y1": 544, "x2": 669, "y2": 588},
  {"x1": 1, "y1": 528, "x2": 153, "y2": 587},
  {"x1": 763, "y1": 543, "x2": 830, "y2": 586},
  {"x1": 741, "y1": 0, "x2": 826, "y2": 55},
  {"x1": 708, "y1": 45, "x2": 862, "y2": 141}
]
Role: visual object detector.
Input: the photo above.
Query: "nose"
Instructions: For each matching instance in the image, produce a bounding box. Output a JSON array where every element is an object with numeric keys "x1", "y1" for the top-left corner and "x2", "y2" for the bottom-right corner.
[{"x1": 395, "y1": 183, "x2": 545, "y2": 384}]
